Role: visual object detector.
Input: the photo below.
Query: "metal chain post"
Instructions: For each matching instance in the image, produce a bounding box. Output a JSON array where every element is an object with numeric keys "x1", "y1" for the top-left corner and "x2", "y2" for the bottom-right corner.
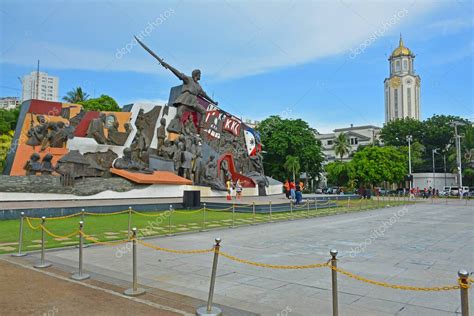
[
  {"x1": 315, "y1": 198, "x2": 318, "y2": 213},
  {"x1": 202, "y1": 203, "x2": 207, "y2": 231},
  {"x1": 124, "y1": 228, "x2": 145, "y2": 296},
  {"x1": 81, "y1": 208, "x2": 85, "y2": 222},
  {"x1": 71, "y1": 221, "x2": 90, "y2": 280},
  {"x1": 168, "y1": 205, "x2": 173, "y2": 236},
  {"x1": 12, "y1": 212, "x2": 26, "y2": 257},
  {"x1": 347, "y1": 197, "x2": 350, "y2": 209},
  {"x1": 252, "y1": 202, "x2": 256, "y2": 225},
  {"x1": 232, "y1": 203, "x2": 235, "y2": 228},
  {"x1": 307, "y1": 199, "x2": 310, "y2": 217},
  {"x1": 269, "y1": 201, "x2": 273, "y2": 222},
  {"x1": 128, "y1": 206, "x2": 132, "y2": 238},
  {"x1": 34, "y1": 216, "x2": 51, "y2": 269},
  {"x1": 196, "y1": 238, "x2": 222, "y2": 316},
  {"x1": 290, "y1": 200, "x2": 293, "y2": 220},
  {"x1": 330, "y1": 249, "x2": 338, "y2": 316},
  {"x1": 458, "y1": 270, "x2": 470, "y2": 316}
]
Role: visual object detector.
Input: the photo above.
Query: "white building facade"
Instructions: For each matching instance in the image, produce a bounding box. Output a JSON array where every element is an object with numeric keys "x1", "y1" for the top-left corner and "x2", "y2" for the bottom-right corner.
[
  {"x1": 0, "y1": 97, "x2": 20, "y2": 109},
  {"x1": 384, "y1": 36, "x2": 420, "y2": 123},
  {"x1": 315, "y1": 124, "x2": 381, "y2": 163},
  {"x1": 21, "y1": 71, "x2": 59, "y2": 102}
]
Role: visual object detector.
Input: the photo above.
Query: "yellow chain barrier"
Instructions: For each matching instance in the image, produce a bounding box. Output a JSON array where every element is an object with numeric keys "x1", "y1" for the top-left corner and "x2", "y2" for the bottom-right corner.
[
  {"x1": 79, "y1": 231, "x2": 130, "y2": 246},
  {"x1": 206, "y1": 206, "x2": 233, "y2": 212},
  {"x1": 173, "y1": 209, "x2": 204, "y2": 214},
  {"x1": 219, "y1": 251, "x2": 330, "y2": 269},
  {"x1": 137, "y1": 239, "x2": 214, "y2": 254},
  {"x1": 329, "y1": 265, "x2": 462, "y2": 291},
  {"x1": 131, "y1": 210, "x2": 171, "y2": 217},
  {"x1": 41, "y1": 226, "x2": 80, "y2": 239},
  {"x1": 25, "y1": 217, "x2": 42, "y2": 230},
  {"x1": 26, "y1": 213, "x2": 82, "y2": 220},
  {"x1": 84, "y1": 209, "x2": 129, "y2": 216}
]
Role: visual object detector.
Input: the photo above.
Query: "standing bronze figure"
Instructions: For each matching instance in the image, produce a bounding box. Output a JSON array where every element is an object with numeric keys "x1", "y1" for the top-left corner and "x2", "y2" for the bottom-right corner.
[{"x1": 134, "y1": 36, "x2": 218, "y2": 115}]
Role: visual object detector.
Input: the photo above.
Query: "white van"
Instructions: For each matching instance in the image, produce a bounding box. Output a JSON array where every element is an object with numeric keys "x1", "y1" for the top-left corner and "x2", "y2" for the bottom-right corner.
[{"x1": 450, "y1": 186, "x2": 459, "y2": 196}]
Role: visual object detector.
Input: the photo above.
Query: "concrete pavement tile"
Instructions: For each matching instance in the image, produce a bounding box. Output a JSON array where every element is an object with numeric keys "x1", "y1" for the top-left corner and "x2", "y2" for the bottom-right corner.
[
  {"x1": 395, "y1": 305, "x2": 457, "y2": 315},
  {"x1": 349, "y1": 296, "x2": 407, "y2": 314}
]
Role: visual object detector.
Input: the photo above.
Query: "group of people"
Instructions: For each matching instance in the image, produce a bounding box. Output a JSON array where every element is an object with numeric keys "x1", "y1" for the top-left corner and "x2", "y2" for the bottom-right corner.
[
  {"x1": 226, "y1": 179, "x2": 243, "y2": 199},
  {"x1": 283, "y1": 179, "x2": 304, "y2": 204},
  {"x1": 411, "y1": 187, "x2": 439, "y2": 198}
]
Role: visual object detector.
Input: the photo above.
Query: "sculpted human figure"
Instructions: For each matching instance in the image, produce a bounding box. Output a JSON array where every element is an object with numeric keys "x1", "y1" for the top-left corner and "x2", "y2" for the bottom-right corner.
[
  {"x1": 156, "y1": 118, "x2": 167, "y2": 150},
  {"x1": 41, "y1": 154, "x2": 54, "y2": 175},
  {"x1": 87, "y1": 113, "x2": 107, "y2": 144},
  {"x1": 183, "y1": 115, "x2": 196, "y2": 135},
  {"x1": 24, "y1": 153, "x2": 42, "y2": 175},
  {"x1": 166, "y1": 110, "x2": 182, "y2": 134},
  {"x1": 134, "y1": 37, "x2": 218, "y2": 116},
  {"x1": 26, "y1": 115, "x2": 48, "y2": 146},
  {"x1": 114, "y1": 148, "x2": 150, "y2": 172}
]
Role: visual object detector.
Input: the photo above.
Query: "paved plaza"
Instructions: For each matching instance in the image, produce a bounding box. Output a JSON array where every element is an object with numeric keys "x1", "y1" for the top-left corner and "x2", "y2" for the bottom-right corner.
[{"x1": 22, "y1": 202, "x2": 474, "y2": 315}]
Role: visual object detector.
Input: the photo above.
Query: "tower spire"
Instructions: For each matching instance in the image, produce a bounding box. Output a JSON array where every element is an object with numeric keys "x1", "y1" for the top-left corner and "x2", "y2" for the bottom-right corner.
[{"x1": 399, "y1": 33, "x2": 404, "y2": 48}]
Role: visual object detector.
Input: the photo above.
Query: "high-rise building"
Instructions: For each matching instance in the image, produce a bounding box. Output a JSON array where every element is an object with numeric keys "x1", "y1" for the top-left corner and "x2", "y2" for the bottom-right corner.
[
  {"x1": 384, "y1": 35, "x2": 420, "y2": 122},
  {"x1": 21, "y1": 71, "x2": 59, "y2": 102}
]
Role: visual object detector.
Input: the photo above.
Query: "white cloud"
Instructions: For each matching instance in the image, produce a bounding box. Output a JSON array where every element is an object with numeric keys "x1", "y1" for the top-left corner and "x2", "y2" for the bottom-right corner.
[{"x1": 1, "y1": 0, "x2": 445, "y2": 80}]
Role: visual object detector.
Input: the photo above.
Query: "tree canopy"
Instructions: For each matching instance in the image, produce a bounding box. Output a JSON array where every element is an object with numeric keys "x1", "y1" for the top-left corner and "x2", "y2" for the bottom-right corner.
[
  {"x1": 256, "y1": 116, "x2": 323, "y2": 181},
  {"x1": 333, "y1": 132, "x2": 350, "y2": 161},
  {"x1": 0, "y1": 108, "x2": 20, "y2": 134},
  {"x1": 63, "y1": 87, "x2": 90, "y2": 103},
  {"x1": 78, "y1": 94, "x2": 121, "y2": 112}
]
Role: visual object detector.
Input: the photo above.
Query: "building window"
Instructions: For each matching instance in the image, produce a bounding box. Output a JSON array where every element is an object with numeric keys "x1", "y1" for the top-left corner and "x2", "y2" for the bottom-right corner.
[
  {"x1": 407, "y1": 88, "x2": 412, "y2": 117},
  {"x1": 403, "y1": 60, "x2": 408, "y2": 70},
  {"x1": 394, "y1": 89, "x2": 399, "y2": 117},
  {"x1": 396, "y1": 60, "x2": 400, "y2": 71},
  {"x1": 350, "y1": 137, "x2": 358, "y2": 145},
  {"x1": 327, "y1": 140, "x2": 333, "y2": 146}
]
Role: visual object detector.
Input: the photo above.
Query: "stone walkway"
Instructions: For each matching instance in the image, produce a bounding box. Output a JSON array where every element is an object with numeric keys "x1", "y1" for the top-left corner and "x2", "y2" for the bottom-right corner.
[{"x1": 24, "y1": 202, "x2": 473, "y2": 315}]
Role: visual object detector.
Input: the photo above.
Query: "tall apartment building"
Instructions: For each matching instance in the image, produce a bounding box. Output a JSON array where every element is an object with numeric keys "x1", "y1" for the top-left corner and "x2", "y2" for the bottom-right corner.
[{"x1": 21, "y1": 71, "x2": 59, "y2": 102}]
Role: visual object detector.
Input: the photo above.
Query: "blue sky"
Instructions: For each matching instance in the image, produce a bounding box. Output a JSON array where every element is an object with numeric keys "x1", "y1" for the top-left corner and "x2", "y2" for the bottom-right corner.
[{"x1": 0, "y1": 0, "x2": 472, "y2": 133}]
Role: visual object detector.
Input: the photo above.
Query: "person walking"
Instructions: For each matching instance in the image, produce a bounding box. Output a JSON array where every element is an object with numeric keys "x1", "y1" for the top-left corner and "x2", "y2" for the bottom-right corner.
[
  {"x1": 289, "y1": 179, "x2": 296, "y2": 201},
  {"x1": 295, "y1": 183, "x2": 303, "y2": 205},
  {"x1": 284, "y1": 180, "x2": 290, "y2": 199},
  {"x1": 236, "y1": 179, "x2": 243, "y2": 199}
]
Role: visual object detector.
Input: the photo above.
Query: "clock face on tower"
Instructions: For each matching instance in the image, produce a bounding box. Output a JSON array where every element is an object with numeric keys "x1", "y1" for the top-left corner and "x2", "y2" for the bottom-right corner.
[{"x1": 406, "y1": 78, "x2": 413, "y2": 85}]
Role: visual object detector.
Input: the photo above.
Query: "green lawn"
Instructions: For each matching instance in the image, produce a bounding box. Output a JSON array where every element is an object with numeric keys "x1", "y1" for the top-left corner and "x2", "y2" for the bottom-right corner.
[{"x1": 0, "y1": 198, "x2": 413, "y2": 254}]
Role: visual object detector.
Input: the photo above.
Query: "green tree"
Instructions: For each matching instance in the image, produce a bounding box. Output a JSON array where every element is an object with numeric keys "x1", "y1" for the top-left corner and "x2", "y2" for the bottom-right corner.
[
  {"x1": 325, "y1": 161, "x2": 351, "y2": 187},
  {"x1": 63, "y1": 87, "x2": 90, "y2": 103},
  {"x1": 380, "y1": 118, "x2": 424, "y2": 146},
  {"x1": 333, "y1": 132, "x2": 350, "y2": 161},
  {"x1": 79, "y1": 94, "x2": 121, "y2": 112},
  {"x1": 283, "y1": 155, "x2": 300, "y2": 181},
  {"x1": 349, "y1": 146, "x2": 407, "y2": 186},
  {"x1": 0, "y1": 130, "x2": 13, "y2": 172},
  {"x1": 0, "y1": 108, "x2": 20, "y2": 134},
  {"x1": 256, "y1": 116, "x2": 323, "y2": 182}
]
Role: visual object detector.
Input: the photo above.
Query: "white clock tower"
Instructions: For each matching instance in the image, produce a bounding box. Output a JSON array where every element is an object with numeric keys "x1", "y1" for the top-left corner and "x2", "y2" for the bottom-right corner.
[{"x1": 384, "y1": 35, "x2": 420, "y2": 122}]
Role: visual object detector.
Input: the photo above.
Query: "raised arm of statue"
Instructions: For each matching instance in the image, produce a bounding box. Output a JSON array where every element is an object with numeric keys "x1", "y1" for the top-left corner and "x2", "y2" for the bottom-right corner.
[{"x1": 134, "y1": 36, "x2": 186, "y2": 82}]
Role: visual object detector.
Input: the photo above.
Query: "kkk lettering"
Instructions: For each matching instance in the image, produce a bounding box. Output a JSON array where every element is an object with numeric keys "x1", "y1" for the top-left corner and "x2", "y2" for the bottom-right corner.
[{"x1": 223, "y1": 117, "x2": 241, "y2": 136}]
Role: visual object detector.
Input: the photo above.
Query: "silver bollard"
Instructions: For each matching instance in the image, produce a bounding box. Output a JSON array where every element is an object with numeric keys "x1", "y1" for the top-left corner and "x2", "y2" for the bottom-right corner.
[
  {"x1": 128, "y1": 206, "x2": 132, "y2": 238},
  {"x1": 458, "y1": 270, "x2": 470, "y2": 316},
  {"x1": 347, "y1": 197, "x2": 350, "y2": 209},
  {"x1": 252, "y1": 202, "x2": 256, "y2": 225},
  {"x1": 34, "y1": 216, "x2": 51, "y2": 269},
  {"x1": 71, "y1": 221, "x2": 90, "y2": 281},
  {"x1": 330, "y1": 249, "x2": 338, "y2": 316},
  {"x1": 124, "y1": 228, "x2": 146, "y2": 296},
  {"x1": 12, "y1": 212, "x2": 27, "y2": 257},
  {"x1": 231, "y1": 203, "x2": 235, "y2": 228},
  {"x1": 290, "y1": 200, "x2": 293, "y2": 220},
  {"x1": 202, "y1": 203, "x2": 207, "y2": 231},
  {"x1": 307, "y1": 199, "x2": 310, "y2": 217},
  {"x1": 269, "y1": 201, "x2": 273, "y2": 222},
  {"x1": 315, "y1": 198, "x2": 318, "y2": 213},
  {"x1": 77, "y1": 209, "x2": 88, "y2": 248},
  {"x1": 196, "y1": 238, "x2": 222, "y2": 316},
  {"x1": 167, "y1": 205, "x2": 173, "y2": 236}
]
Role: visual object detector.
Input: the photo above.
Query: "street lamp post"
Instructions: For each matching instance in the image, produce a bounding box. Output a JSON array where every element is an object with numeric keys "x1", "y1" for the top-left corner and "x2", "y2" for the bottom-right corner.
[
  {"x1": 432, "y1": 149, "x2": 438, "y2": 191},
  {"x1": 407, "y1": 135, "x2": 413, "y2": 197},
  {"x1": 450, "y1": 122, "x2": 465, "y2": 199}
]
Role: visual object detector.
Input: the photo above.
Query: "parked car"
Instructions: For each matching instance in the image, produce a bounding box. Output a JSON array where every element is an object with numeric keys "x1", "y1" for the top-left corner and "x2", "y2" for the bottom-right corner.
[
  {"x1": 460, "y1": 186, "x2": 469, "y2": 196},
  {"x1": 450, "y1": 186, "x2": 460, "y2": 196}
]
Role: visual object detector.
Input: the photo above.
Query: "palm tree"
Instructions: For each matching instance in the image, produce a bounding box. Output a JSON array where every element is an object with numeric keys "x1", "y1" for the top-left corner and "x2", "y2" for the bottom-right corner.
[
  {"x1": 63, "y1": 87, "x2": 89, "y2": 103},
  {"x1": 284, "y1": 155, "x2": 300, "y2": 182},
  {"x1": 333, "y1": 132, "x2": 350, "y2": 161}
]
